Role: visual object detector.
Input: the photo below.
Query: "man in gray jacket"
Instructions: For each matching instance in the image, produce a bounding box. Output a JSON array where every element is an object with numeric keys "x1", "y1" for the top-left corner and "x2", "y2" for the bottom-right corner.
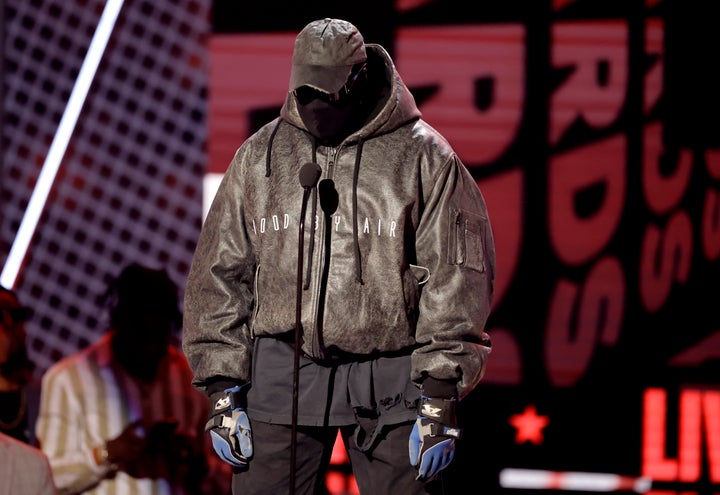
[{"x1": 183, "y1": 18, "x2": 495, "y2": 495}]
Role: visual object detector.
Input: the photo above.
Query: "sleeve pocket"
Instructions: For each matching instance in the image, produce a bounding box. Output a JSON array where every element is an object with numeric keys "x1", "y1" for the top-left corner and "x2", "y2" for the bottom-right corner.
[{"x1": 447, "y1": 207, "x2": 487, "y2": 273}]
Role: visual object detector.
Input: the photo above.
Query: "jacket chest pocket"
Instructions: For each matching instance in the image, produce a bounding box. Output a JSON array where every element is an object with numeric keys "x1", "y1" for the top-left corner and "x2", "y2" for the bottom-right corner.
[{"x1": 447, "y1": 207, "x2": 487, "y2": 273}]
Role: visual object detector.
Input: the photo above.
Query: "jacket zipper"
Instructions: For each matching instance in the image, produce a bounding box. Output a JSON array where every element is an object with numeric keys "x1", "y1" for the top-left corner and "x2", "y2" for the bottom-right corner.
[
  {"x1": 308, "y1": 145, "x2": 342, "y2": 359},
  {"x1": 327, "y1": 147, "x2": 337, "y2": 180},
  {"x1": 450, "y1": 208, "x2": 464, "y2": 265}
]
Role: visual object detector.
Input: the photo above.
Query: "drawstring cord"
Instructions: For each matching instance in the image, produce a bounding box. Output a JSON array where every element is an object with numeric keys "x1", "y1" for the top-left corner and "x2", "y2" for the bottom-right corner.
[
  {"x1": 352, "y1": 139, "x2": 364, "y2": 284},
  {"x1": 265, "y1": 119, "x2": 283, "y2": 177}
]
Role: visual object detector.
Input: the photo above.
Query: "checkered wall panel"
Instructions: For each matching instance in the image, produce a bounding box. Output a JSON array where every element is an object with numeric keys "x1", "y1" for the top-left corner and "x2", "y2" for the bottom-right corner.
[{"x1": 2, "y1": 0, "x2": 210, "y2": 375}]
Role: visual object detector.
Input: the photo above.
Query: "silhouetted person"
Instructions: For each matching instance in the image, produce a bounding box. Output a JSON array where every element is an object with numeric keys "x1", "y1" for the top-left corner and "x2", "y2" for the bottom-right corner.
[
  {"x1": 36, "y1": 263, "x2": 231, "y2": 494},
  {"x1": 0, "y1": 285, "x2": 40, "y2": 445}
]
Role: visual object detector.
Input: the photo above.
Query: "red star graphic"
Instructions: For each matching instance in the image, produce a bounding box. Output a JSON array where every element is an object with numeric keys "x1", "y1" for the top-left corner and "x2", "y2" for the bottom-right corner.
[{"x1": 509, "y1": 404, "x2": 549, "y2": 445}]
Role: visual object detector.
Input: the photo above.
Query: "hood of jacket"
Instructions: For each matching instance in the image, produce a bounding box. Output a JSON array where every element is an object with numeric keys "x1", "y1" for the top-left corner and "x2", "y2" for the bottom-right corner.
[{"x1": 279, "y1": 43, "x2": 421, "y2": 147}]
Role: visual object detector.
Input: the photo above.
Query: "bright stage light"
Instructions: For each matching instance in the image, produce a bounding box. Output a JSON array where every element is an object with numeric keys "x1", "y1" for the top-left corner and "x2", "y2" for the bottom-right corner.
[{"x1": 0, "y1": 0, "x2": 125, "y2": 289}]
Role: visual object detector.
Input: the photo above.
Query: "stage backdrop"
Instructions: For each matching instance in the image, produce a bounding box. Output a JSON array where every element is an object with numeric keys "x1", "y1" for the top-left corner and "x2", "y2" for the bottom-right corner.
[{"x1": 2, "y1": 0, "x2": 719, "y2": 494}]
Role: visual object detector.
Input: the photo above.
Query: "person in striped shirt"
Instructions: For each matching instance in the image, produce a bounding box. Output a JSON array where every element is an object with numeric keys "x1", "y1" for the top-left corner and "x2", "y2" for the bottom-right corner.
[{"x1": 35, "y1": 264, "x2": 231, "y2": 495}]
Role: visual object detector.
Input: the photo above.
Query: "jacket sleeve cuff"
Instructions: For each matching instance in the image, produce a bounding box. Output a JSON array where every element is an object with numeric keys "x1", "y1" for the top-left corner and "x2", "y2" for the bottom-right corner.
[
  {"x1": 420, "y1": 377, "x2": 458, "y2": 398},
  {"x1": 205, "y1": 376, "x2": 244, "y2": 396}
]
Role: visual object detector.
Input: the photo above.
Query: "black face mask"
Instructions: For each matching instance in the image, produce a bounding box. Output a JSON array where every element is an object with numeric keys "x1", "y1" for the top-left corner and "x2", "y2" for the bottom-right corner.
[
  {"x1": 295, "y1": 64, "x2": 369, "y2": 143},
  {"x1": 297, "y1": 98, "x2": 360, "y2": 143}
]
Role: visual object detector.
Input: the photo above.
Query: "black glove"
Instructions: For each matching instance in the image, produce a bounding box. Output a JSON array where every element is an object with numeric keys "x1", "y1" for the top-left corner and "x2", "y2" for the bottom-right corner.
[
  {"x1": 206, "y1": 384, "x2": 253, "y2": 469},
  {"x1": 408, "y1": 380, "x2": 461, "y2": 481}
]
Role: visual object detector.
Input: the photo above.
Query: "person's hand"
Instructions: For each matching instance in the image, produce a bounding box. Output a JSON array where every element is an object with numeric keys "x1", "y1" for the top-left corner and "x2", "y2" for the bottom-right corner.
[
  {"x1": 408, "y1": 395, "x2": 462, "y2": 481},
  {"x1": 104, "y1": 420, "x2": 150, "y2": 473},
  {"x1": 206, "y1": 385, "x2": 253, "y2": 469}
]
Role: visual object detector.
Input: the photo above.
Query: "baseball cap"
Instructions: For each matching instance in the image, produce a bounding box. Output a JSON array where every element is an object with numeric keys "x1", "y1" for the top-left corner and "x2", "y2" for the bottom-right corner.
[
  {"x1": 289, "y1": 18, "x2": 367, "y2": 94},
  {"x1": 0, "y1": 286, "x2": 32, "y2": 322}
]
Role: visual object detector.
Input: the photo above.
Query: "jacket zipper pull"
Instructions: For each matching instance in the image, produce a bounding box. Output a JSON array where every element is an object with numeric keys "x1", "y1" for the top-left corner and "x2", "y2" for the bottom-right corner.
[{"x1": 328, "y1": 147, "x2": 337, "y2": 179}]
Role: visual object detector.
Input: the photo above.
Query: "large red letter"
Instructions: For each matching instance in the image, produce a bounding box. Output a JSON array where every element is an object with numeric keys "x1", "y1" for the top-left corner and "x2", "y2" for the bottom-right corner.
[
  {"x1": 396, "y1": 25, "x2": 525, "y2": 165},
  {"x1": 545, "y1": 256, "x2": 625, "y2": 387},
  {"x1": 639, "y1": 212, "x2": 692, "y2": 313},
  {"x1": 550, "y1": 21, "x2": 628, "y2": 145},
  {"x1": 642, "y1": 388, "x2": 677, "y2": 480},
  {"x1": 549, "y1": 136, "x2": 626, "y2": 266},
  {"x1": 642, "y1": 123, "x2": 692, "y2": 215}
]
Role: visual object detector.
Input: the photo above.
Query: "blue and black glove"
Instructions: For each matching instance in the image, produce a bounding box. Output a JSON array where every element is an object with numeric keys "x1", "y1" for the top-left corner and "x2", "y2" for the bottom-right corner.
[
  {"x1": 206, "y1": 383, "x2": 253, "y2": 469},
  {"x1": 408, "y1": 379, "x2": 461, "y2": 481}
]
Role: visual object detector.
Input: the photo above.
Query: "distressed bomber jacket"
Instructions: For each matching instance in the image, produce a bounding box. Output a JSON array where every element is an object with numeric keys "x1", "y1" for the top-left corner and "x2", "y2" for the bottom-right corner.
[{"x1": 182, "y1": 43, "x2": 495, "y2": 400}]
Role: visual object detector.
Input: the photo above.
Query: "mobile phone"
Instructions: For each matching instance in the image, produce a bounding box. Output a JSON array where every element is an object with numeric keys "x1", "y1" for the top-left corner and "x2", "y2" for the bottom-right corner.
[{"x1": 147, "y1": 417, "x2": 179, "y2": 444}]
